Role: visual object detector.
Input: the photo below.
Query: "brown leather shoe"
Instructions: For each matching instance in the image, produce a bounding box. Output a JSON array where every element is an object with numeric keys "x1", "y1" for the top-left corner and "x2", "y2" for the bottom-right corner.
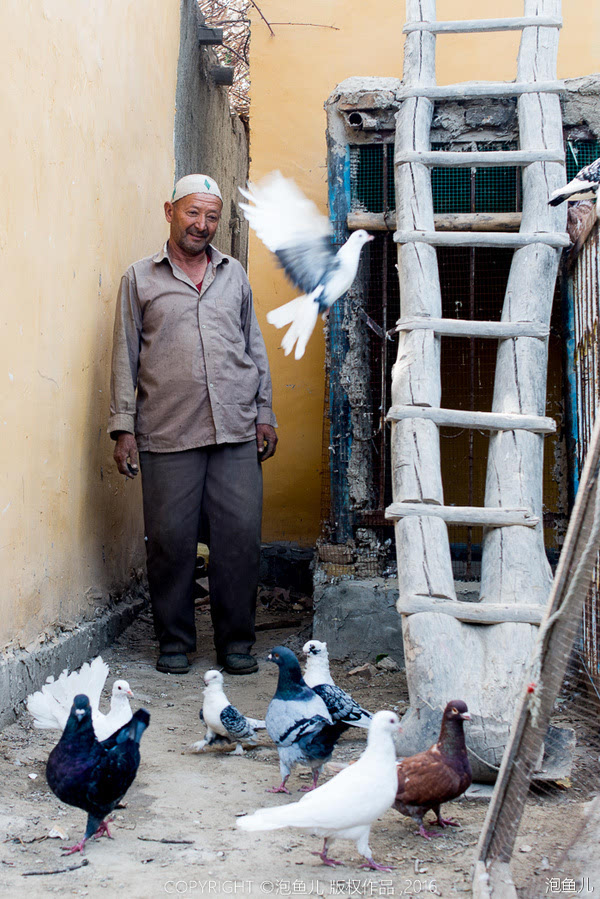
[{"x1": 217, "y1": 653, "x2": 258, "y2": 675}]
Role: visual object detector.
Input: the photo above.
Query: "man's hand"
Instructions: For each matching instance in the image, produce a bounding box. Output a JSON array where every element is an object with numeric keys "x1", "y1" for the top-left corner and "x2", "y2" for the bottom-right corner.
[
  {"x1": 256, "y1": 424, "x2": 278, "y2": 462},
  {"x1": 113, "y1": 432, "x2": 139, "y2": 478}
]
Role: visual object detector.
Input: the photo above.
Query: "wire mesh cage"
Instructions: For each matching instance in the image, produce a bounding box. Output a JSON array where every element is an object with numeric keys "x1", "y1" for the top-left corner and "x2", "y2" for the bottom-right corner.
[
  {"x1": 474, "y1": 412, "x2": 600, "y2": 898},
  {"x1": 322, "y1": 140, "x2": 574, "y2": 579}
]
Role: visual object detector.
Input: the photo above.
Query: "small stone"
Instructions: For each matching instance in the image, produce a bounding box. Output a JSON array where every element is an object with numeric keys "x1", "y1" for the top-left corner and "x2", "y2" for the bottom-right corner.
[
  {"x1": 28, "y1": 773, "x2": 38, "y2": 780},
  {"x1": 348, "y1": 663, "x2": 377, "y2": 678},
  {"x1": 48, "y1": 825, "x2": 68, "y2": 840},
  {"x1": 519, "y1": 844, "x2": 533, "y2": 853},
  {"x1": 376, "y1": 656, "x2": 400, "y2": 672}
]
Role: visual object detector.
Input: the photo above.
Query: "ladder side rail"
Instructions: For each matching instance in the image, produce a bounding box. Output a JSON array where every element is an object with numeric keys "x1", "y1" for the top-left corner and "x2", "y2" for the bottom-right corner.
[
  {"x1": 480, "y1": 0, "x2": 567, "y2": 609},
  {"x1": 392, "y1": 0, "x2": 456, "y2": 602}
]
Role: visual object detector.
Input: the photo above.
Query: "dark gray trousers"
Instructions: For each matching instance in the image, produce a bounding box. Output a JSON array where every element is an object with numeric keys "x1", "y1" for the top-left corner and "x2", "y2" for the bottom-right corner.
[{"x1": 139, "y1": 441, "x2": 262, "y2": 656}]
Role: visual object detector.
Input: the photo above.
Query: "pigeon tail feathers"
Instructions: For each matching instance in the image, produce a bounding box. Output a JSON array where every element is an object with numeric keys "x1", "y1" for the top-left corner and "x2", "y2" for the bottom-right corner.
[{"x1": 267, "y1": 292, "x2": 320, "y2": 360}]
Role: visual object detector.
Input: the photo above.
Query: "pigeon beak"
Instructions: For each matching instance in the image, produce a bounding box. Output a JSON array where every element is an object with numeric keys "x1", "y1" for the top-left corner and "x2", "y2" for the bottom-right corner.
[
  {"x1": 366, "y1": 234, "x2": 375, "y2": 242},
  {"x1": 127, "y1": 689, "x2": 134, "y2": 697},
  {"x1": 75, "y1": 709, "x2": 85, "y2": 720},
  {"x1": 460, "y1": 712, "x2": 472, "y2": 721}
]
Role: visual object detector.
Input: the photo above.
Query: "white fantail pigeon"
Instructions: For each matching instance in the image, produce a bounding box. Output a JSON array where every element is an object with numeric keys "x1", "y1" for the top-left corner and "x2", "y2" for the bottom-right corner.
[
  {"x1": 239, "y1": 171, "x2": 373, "y2": 359},
  {"x1": 549, "y1": 157, "x2": 600, "y2": 206},
  {"x1": 26, "y1": 656, "x2": 134, "y2": 741}
]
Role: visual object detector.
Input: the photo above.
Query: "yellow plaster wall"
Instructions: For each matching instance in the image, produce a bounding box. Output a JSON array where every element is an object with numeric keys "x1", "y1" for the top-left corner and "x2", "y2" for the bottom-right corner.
[
  {"x1": 250, "y1": 0, "x2": 600, "y2": 546},
  {"x1": 0, "y1": 1, "x2": 180, "y2": 648}
]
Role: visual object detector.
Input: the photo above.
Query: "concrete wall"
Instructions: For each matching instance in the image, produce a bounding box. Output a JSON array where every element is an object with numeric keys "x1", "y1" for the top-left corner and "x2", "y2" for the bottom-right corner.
[
  {"x1": 248, "y1": 0, "x2": 600, "y2": 547},
  {"x1": 0, "y1": 1, "x2": 181, "y2": 654},
  {"x1": 0, "y1": 1, "x2": 249, "y2": 674},
  {"x1": 175, "y1": 0, "x2": 249, "y2": 262}
]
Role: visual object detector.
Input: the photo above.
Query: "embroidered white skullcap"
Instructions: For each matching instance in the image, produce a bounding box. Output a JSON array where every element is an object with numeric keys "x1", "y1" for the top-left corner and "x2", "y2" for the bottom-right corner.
[{"x1": 172, "y1": 174, "x2": 222, "y2": 203}]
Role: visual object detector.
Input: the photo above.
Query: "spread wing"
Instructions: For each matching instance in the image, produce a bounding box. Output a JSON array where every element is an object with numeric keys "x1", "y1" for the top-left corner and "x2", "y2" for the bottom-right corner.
[{"x1": 239, "y1": 171, "x2": 337, "y2": 294}]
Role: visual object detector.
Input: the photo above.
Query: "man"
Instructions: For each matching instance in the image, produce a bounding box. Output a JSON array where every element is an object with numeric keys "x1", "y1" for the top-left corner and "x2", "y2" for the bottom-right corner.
[{"x1": 108, "y1": 174, "x2": 277, "y2": 676}]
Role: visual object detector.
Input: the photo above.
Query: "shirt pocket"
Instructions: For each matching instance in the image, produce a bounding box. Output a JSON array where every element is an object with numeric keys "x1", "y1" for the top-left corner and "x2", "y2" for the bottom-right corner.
[{"x1": 215, "y1": 297, "x2": 246, "y2": 346}]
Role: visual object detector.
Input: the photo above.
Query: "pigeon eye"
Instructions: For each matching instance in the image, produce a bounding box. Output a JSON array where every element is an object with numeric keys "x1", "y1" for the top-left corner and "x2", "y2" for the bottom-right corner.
[{"x1": 451, "y1": 707, "x2": 458, "y2": 714}]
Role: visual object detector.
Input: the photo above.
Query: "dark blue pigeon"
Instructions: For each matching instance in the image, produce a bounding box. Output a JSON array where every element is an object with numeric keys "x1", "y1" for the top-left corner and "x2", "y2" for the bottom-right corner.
[
  {"x1": 46, "y1": 694, "x2": 150, "y2": 854},
  {"x1": 265, "y1": 646, "x2": 348, "y2": 793}
]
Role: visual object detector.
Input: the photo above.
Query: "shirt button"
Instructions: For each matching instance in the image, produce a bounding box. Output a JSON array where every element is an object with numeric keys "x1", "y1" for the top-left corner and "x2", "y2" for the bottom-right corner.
[{"x1": 209, "y1": 383, "x2": 214, "y2": 388}]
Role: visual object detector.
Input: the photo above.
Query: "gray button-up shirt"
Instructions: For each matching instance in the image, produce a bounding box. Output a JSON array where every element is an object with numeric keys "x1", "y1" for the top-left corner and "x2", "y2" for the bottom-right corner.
[{"x1": 108, "y1": 243, "x2": 277, "y2": 452}]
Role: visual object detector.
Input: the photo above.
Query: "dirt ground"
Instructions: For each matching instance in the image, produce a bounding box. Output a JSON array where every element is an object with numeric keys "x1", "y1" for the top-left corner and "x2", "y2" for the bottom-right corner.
[{"x1": 0, "y1": 595, "x2": 596, "y2": 898}]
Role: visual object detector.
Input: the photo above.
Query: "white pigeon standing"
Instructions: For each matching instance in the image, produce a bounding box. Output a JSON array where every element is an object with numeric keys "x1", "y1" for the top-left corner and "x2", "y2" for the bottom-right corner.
[
  {"x1": 237, "y1": 710, "x2": 401, "y2": 872},
  {"x1": 302, "y1": 639, "x2": 336, "y2": 688},
  {"x1": 302, "y1": 640, "x2": 372, "y2": 729},
  {"x1": 26, "y1": 656, "x2": 134, "y2": 741},
  {"x1": 549, "y1": 157, "x2": 600, "y2": 206},
  {"x1": 239, "y1": 171, "x2": 374, "y2": 359},
  {"x1": 190, "y1": 669, "x2": 266, "y2": 756}
]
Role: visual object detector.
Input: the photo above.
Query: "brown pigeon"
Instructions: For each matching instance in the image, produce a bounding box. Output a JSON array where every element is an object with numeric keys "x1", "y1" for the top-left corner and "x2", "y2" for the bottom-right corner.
[{"x1": 393, "y1": 700, "x2": 472, "y2": 840}]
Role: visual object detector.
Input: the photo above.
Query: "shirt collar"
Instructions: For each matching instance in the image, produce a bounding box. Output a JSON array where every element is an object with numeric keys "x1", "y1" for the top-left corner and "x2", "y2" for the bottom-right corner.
[{"x1": 152, "y1": 241, "x2": 229, "y2": 267}]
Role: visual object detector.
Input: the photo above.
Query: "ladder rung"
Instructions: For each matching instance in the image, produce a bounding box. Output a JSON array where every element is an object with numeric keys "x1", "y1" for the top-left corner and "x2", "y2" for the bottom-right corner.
[
  {"x1": 385, "y1": 502, "x2": 540, "y2": 528},
  {"x1": 394, "y1": 230, "x2": 571, "y2": 249},
  {"x1": 403, "y1": 17, "x2": 562, "y2": 34},
  {"x1": 395, "y1": 80, "x2": 566, "y2": 100},
  {"x1": 396, "y1": 317, "x2": 549, "y2": 339},
  {"x1": 396, "y1": 596, "x2": 545, "y2": 626},
  {"x1": 386, "y1": 404, "x2": 556, "y2": 434},
  {"x1": 347, "y1": 212, "x2": 522, "y2": 233},
  {"x1": 395, "y1": 149, "x2": 564, "y2": 168}
]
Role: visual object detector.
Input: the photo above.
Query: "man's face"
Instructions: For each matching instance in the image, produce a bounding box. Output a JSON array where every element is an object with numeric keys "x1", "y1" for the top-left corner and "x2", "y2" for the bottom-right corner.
[{"x1": 164, "y1": 193, "x2": 222, "y2": 256}]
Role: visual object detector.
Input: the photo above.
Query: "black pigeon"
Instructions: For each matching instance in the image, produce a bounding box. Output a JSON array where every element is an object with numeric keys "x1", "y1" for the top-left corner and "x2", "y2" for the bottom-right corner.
[
  {"x1": 549, "y1": 157, "x2": 600, "y2": 206},
  {"x1": 265, "y1": 646, "x2": 349, "y2": 793},
  {"x1": 393, "y1": 700, "x2": 472, "y2": 840},
  {"x1": 46, "y1": 694, "x2": 150, "y2": 854}
]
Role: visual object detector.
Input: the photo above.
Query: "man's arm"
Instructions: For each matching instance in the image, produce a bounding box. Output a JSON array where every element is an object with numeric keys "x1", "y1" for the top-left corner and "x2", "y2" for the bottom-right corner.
[
  {"x1": 240, "y1": 281, "x2": 278, "y2": 460},
  {"x1": 108, "y1": 271, "x2": 142, "y2": 477}
]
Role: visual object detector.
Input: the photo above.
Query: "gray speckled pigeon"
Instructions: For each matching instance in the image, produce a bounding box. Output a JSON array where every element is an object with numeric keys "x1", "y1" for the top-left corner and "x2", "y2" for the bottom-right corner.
[
  {"x1": 549, "y1": 157, "x2": 600, "y2": 205},
  {"x1": 190, "y1": 669, "x2": 265, "y2": 755},
  {"x1": 303, "y1": 640, "x2": 372, "y2": 729}
]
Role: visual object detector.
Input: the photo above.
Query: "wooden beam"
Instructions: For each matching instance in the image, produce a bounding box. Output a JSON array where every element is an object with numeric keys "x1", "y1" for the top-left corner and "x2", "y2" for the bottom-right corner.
[
  {"x1": 395, "y1": 149, "x2": 564, "y2": 167},
  {"x1": 348, "y1": 211, "x2": 523, "y2": 232},
  {"x1": 396, "y1": 596, "x2": 545, "y2": 625},
  {"x1": 396, "y1": 317, "x2": 549, "y2": 339},
  {"x1": 210, "y1": 66, "x2": 235, "y2": 86},
  {"x1": 387, "y1": 404, "x2": 556, "y2": 433},
  {"x1": 394, "y1": 230, "x2": 570, "y2": 248},
  {"x1": 385, "y1": 502, "x2": 540, "y2": 527},
  {"x1": 403, "y1": 17, "x2": 562, "y2": 34},
  {"x1": 197, "y1": 26, "x2": 224, "y2": 45},
  {"x1": 395, "y1": 80, "x2": 566, "y2": 100}
]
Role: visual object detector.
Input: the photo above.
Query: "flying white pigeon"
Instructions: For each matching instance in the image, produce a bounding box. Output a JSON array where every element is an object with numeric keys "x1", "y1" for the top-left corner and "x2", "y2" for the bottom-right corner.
[
  {"x1": 190, "y1": 669, "x2": 266, "y2": 756},
  {"x1": 239, "y1": 171, "x2": 374, "y2": 359},
  {"x1": 26, "y1": 656, "x2": 134, "y2": 741},
  {"x1": 302, "y1": 640, "x2": 372, "y2": 729},
  {"x1": 549, "y1": 157, "x2": 600, "y2": 206},
  {"x1": 237, "y1": 709, "x2": 401, "y2": 872}
]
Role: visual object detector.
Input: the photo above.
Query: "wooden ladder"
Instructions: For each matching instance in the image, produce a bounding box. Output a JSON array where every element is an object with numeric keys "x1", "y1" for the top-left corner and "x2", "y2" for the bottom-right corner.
[{"x1": 388, "y1": 0, "x2": 568, "y2": 777}]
